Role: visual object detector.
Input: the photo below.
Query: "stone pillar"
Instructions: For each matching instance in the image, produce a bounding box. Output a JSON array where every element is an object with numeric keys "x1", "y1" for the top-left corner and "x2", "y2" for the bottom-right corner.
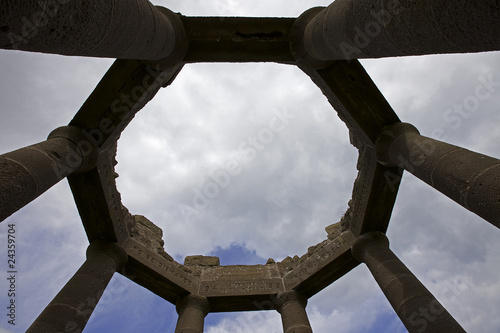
[
  {"x1": 27, "y1": 241, "x2": 128, "y2": 332},
  {"x1": 274, "y1": 291, "x2": 312, "y2": 333},
  {"x1": 0, "y1": 1, "x2": 184, "y2": 60},
  {"x1": 175, "y1": 294, "x2": 210, "y2": 333},
  {"x1": 376, "y1": 122, "x2": 500, "y2": 227},
  {"x1": 302, "y1": 0, "x2": 500, "y2": 61},
  {"x1": 351, "y1": 232, "x2": 465, "y2": 333},
  {"x1": 0, "y1": 126, "x2": 98, "y2": 223}
]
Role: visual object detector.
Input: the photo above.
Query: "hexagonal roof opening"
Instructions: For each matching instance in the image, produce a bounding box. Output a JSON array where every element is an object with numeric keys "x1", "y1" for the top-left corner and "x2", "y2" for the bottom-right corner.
[{"x1": 115, "y1": 62, "x2": 358, "y2": 264}]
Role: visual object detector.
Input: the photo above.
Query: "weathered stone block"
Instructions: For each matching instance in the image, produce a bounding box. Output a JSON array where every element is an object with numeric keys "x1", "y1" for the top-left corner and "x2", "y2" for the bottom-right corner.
[
  {"x1": 325, "y1": 221, "x2": 342, "y2": 240},
  {"x1": 184, "y1": 255, "x2": 220, "y2": 267}
]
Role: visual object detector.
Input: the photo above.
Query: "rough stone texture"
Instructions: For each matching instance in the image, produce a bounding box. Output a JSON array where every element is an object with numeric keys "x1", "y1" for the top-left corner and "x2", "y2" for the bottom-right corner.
[
  {"x1": 0, "y1": 0, "x2": 178, "y2": 60},
  {"x1": 297, "y1": 60, "x2": 403, "y2": 237},
  {"x1": 66, "y1": 58, "x2": 184, "y2": 244},
  {"x1": 325, "y1": 221, "x2": 342, "y2": 240},
  {"x1": 303, "y1": 0, "x2": 500, "y2": 60},
  {"x1": 130, "y1": 215, "x2": 173, "y2": 261},
  {"x1": 377, "y1": 122, "x2": 500, "y2": 227},
  {"x1": 185, "y1": 255, "x2": 220, "y2": 267},
  {"x1": 0, "y1": 137, "x2": 86, "y2": 222},
  {"x1": 283, "y1": 231, "x2": 357, "y2": 296},
  {"x1": 274, "y1": 291, "x2": 312, "y2": 333},
  {"x1": 338, "y1": 145, "x2": 402, "y2": 236},
  {"x1": 122, "y1": 238, "x2": 199, "y2": 303},
  {"x1": 27, "y1": 241, "x2": 126, "y2": 333},
  {"x1": 352, "y1": 232, "x2": 466, "y2": 333},
  {"x1": 300, "y1": 60, "x2": 400, "y2": 145},
  {"x1": 175, "y1": 295, "x2": 210, "y2": 333},
  {"x1": 69, "y1": 60, "x2": 184, "y2": 150},
  {"x1": 47, "y1": 126, "x2": 99, "y2": 173},
  {"x1": 196, "y1": 263, "x2": 284, "y2": 312},
  {"x1": 199, "y1": 264, "x2": 283, "y2": 298},
  {"x1": 69, "y1": 143, "x2": 132, "y2": 244},
  {"x1": 182, "y1": 16, "x2": 295, "y2": 63}
]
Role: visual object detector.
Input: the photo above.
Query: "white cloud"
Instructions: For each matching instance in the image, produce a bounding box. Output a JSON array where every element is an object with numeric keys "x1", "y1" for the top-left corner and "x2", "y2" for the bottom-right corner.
[{"x1": 206, "y1": 311, "x2": 282, "y2": 333}]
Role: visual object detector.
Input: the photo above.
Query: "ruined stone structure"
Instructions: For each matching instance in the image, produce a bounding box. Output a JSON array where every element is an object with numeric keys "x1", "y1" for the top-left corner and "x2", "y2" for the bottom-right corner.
[{"x1": 1, "y1": 1, "x2": 499, "y2": 332}]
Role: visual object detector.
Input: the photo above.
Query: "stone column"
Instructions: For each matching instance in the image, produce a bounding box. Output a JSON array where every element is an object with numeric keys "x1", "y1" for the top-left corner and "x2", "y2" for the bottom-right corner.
[
  {"x1": 0, "y1": 1, "x2": 184, "y2": 60},
  {"x1": 0, "y1": 126, "x2": 98, "y2": 223},
  {"x1": 175, "y1": 294, "x2": 210, "y2": 333},
  {"x1": 376, "y1": 122, "x2": 500, "y2": 227},
  {"x1": 301, "y1": 0, "x2": 500, "y2": 61},
  {"x1": 27, "y1": 240, "x2": 128, "y2": 332},
  {"x1": 352, "y1": 232, "x2": 465, "y2": 333},
  {"x1": 274, "y1": 291, "x2": 312, "y2": 333}
]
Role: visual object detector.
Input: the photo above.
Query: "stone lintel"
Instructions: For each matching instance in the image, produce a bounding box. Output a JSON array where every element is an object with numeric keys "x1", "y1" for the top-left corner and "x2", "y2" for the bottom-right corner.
[
  {"x1": 122, "y1": 238, "x2": 199, "y2": 302},
  {"x1": 182, "y1": 16, "x2": 296, "y2": 64},
  {"x1": 130, "y1": 215, "x2": 173, "y2": 261},
  {"x1": 283, "y1": 231, "x2": 357, "y2": 294},
  {"x1": 69, "y1": 59, "x2": 183, "y2": 150},
  {"x1": 185, "y1": 255, "x2": 220, "y2": 267},
  {"x1": 208, "y1": 294, "x2": 279, "y2": 313},
  {"x1": 195, "y1": 263, "x2": 284, "y2": 306},
  {"x1": 200, "y1": 264, "x2": 281, "y2": 281},
  {"x1": 297, "y1": 60, "x2": 403, "y2": 236},
  {"x1": 199, "y1": 277, "x2": 284, "y2": 298},
  {"x1": 68, "y1": 145, "x2": 131, "y2": 244},
  {"x1": 346, "y1": 147, "x2": 402, "y2": 236},
  {"x1": 325, "y1": 221, "x2": 342, "y2": 240},
  {"x1": 198, "y1": 264, "x2": 283, "y2": 297},
  {"x1": 300, "y1": 60, "x2": 400, "y2": 146}
]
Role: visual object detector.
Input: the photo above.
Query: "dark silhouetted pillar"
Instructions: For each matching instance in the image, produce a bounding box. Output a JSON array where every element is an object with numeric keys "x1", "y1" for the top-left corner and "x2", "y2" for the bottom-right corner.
[
  {"x1": 27, "y1": 240, "x2": 128, "y2": 332},
  {"x1": 302, "y1": 0, "x2": 500, "y2": 61},
  {"x1": 376, "y1": 122, "x2": 500, "y2": 228},
  {"x1": 175, "y1": 294, "x2": 210, "y2": 333},
  {"x1": 0, "y1": 1, "x2": 184, "y2": 60},
  {"x1": 0, "y1": 126, "x2": 98, "y2": 222},
  {"x1": 274, "y1": 291, "x2": 312, "y2": 333},
  {"x1": 352, "y1": 232, "x2": 465, "y2": 333}
]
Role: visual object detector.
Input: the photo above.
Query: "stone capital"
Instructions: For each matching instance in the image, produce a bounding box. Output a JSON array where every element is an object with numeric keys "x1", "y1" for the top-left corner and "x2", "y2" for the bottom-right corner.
[
  {"x1": 375, "y1": 122, "x2": 420, "y2": 166},
  {"x1": 176, "y1": 294, "x2": 210, "y2": 316},
  {"x1": 290, "y1": 6, "x2": 333, "y2": 69},
  {"x1": 273, "y1": 290, "x2": 308, "y2": 313},
  {"x1": 48, "y1": 126, "x2": 99, "y2": 173},
  {"x1": 86, "y1": 240, "x2": 128, "y2": 269},
  {"x1": 351, "y1": 231, "x2": 389, "y2": 262}
]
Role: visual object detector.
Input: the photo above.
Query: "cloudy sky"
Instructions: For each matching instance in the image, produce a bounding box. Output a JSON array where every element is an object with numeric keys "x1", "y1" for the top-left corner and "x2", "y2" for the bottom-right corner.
[{"x1": 1, "y1": 1, "x2": 500, "y2": 332}]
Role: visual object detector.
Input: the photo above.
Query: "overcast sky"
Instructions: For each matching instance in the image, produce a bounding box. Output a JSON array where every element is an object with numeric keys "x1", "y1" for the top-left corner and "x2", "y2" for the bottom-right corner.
[{"x1": 1, "y1": 1, "x2": 500, "y2": 332}]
